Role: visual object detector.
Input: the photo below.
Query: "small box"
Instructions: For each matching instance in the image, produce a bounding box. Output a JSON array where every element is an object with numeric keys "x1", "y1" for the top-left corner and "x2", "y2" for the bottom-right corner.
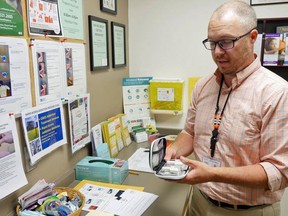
[
  {"x1": 76, "y1": 156, "x2": 128, "y2": 184},
  {"x1": 134, "y1": 131, "x2": 148, "y2": 143},
  {"x1": 149, "y1": 137, "x2": 189, "y2": 180}
]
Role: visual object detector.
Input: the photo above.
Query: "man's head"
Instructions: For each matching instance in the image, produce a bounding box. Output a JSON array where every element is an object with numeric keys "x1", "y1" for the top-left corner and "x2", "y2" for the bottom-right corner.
[{"x1": 206, "y1": 0, "x2": 258, "y2": 76}]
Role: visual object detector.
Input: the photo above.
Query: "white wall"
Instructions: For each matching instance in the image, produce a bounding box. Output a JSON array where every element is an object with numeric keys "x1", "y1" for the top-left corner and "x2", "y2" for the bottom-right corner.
[
  {"x1": 128, "y1": 0, "x2": 288, "y2": 129},
  {"x1": 128, "y1": 1, "x2": 288, "y2": 215}
]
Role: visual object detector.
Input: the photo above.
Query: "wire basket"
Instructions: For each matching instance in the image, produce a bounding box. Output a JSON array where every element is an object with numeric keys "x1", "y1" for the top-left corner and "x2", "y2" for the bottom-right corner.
[{"x1": 16, "y1": 187, "x2": 85, "y2": 216}]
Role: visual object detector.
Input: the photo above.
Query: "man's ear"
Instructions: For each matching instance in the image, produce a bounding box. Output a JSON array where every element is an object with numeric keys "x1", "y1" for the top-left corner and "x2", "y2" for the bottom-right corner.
[{"x1": 250, "y1": 29, "x2": 258, "y2": 43}]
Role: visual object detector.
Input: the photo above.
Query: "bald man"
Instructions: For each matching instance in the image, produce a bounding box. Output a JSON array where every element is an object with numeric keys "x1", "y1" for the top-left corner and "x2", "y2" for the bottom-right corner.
[{"x1": 164, "y1": 1, "x2": 288, "y2": 215}]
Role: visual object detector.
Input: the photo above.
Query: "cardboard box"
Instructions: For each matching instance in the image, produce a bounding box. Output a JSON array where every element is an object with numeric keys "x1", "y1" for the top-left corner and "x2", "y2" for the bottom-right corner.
[{"x1": 76, "y1": 156, "x2": 128, "y2": 184}]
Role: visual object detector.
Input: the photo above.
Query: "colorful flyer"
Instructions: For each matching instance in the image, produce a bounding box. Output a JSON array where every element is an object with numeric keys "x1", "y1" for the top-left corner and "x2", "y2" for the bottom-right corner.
[
  {"x1": 21, "y1": 100, "x2": 67, "y2": 165},
  {"x1": 0, "y1": 0, "x2": 24, "y2": 36},
  {"x1": 68, "y1": 94, "x2": 90, "y2": 153},
  {"x1": 27, "y1": 0, "x2": 63, "y2": 36}
]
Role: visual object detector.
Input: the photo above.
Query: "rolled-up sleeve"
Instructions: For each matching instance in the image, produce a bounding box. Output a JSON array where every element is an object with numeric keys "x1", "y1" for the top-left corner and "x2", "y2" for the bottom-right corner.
[{"x1": 260, "y1": 86, "x2": 288, "y2": 192}]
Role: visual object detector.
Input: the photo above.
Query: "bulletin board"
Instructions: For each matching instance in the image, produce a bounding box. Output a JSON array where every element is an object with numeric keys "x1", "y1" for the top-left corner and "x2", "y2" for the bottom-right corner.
[{"x1": 149, "y1": 79, "x2": 184, "y2": 115}]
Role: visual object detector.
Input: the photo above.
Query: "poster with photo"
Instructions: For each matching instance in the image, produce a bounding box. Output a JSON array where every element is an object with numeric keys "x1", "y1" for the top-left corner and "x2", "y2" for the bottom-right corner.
[
  {"x1": 0, "y1": 113, "x2": 28, "y2": 199},
  {"x1": 63, "y1": 42, "x2": 87, "y2": 98},
  {"x1": 0, "y1": 37, "x2": 32, "y2": 114},
  {"x1": 21, "y1": 100, "x2": 67, "y2": 165},
  {"x1": 68, "y1": 94, "x2": 90, "y2": 153},
  {"x1": 31, "y1": 40, "x2": 65, "y2": 105},
  {"x1": 263, "y1": 33, "x2": 281, "y2": 66}
]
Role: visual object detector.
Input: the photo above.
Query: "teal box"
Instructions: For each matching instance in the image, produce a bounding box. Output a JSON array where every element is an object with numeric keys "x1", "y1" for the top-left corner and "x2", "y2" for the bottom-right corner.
[{"x1": 76, "y1": 156, "x2": 128, "y2": 184}]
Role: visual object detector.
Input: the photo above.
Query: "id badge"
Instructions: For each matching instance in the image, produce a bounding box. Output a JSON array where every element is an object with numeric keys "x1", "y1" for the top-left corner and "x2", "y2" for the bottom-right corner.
[{"x1": 202, "y1": 156, "x2": 221, "y2": 167}]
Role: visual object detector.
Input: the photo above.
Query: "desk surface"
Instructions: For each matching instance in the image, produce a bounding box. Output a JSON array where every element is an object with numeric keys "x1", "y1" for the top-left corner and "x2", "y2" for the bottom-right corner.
[{"x1": 77, "y1": 141, "x2": 190, "y2": 216}]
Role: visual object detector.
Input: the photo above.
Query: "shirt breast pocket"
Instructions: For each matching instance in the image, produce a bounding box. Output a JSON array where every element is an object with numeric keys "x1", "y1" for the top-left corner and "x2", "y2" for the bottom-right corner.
[{"x1": 222, "y1": 112, "x2": 260, "y2": 146}]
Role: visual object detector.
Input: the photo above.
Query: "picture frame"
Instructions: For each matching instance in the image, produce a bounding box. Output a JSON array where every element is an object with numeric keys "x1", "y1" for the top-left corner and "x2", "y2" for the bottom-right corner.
[
  {"x1": 111, "y1": 22, "x2": 126, "y2": 68},
  {"x1": 250, "y1": 0, "x2": 288, "y2": 5},
  {"x1": 100, "y1": 0, "x2": 117, "y2": 15},
  {"x1": 88, "y1": 15, "x2": 109, "y2": 71}
]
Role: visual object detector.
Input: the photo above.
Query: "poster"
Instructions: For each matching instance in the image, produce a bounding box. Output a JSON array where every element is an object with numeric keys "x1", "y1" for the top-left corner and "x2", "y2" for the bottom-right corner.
[
  {"x1": 122, "y1": 77, "x2": 152, "y2": 128},
  {"x1": 0, "y1": 37, "x2": 32, "y2": 114},
  {"x1": 63, "y1": 42, "x2": 87, "y2": 98},
  {"x1": 21, "y1": 100, "x2": 67, "y2": 165},
  {"x1": 68, "y1": 94, "x2": 90, "y2": 153},
  {"x1": 59, "y1": 0, "x2": 84, "y2": 39},
  {"x1": 31, "y1": 40, "x2": 65, "y2": 105},
  {"x1": 27, "y1": 0, "x2": 63, "y2": 36},
  {"x1": 0, "y1": 113, "x2": 28, "y2": 199},
  {"x1": 0, "y1": 0, "x2": 24, "y2": 36}
]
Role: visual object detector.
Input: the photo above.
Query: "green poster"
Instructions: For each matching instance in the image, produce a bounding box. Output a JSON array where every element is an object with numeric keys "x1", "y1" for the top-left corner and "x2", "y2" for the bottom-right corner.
[
  {"x1": 0, "y1": 0, "x2": 24, "y2": 36},
  {"x1": 59, "y1": 0, "x2": 84, "y2": 40}
]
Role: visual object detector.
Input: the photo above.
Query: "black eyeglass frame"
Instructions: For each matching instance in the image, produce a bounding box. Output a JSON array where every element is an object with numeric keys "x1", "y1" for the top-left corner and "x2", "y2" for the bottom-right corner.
[{"x1": 202, "y1": 27, "x2": 257, "y2": 50}]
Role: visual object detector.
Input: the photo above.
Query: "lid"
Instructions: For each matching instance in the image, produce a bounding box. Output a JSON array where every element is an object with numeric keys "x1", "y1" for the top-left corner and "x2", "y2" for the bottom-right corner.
[{"x1": 149, "y1": 137, "x2": 167, "y2": 172}]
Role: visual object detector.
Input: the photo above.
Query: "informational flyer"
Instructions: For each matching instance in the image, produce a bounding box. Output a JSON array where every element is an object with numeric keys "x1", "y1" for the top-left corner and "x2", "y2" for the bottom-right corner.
[
  {"x1": 122, "y1": 77, "x2": 152, "y2": 127},
  {"x1": 0, "y1": 37, "x2": 32, "y2": 114},
  {"x1": 27, "y1": 0, "x2": 63, "y2": 36},
  {"x1": 0, "y1": 0, "x2": 23, "y2": 36},
  {"x1": 21, "y1": 100, "x2": 67, "y2": 165},
  {"x1": 263, "y1": 33, "x2": 281, "y2": 66},
  {"x1": 0, "y1": 113, "x2": 28, "y2": 200},
  {"x1": 59, "y1": 0, "x2": 84, "y2": 39},
  {"x1": 78, "y1": 183, "x2": 158, "y2": 215},
  {"x1": 31, "y1": 40, "x2": 65, "y2": 105},
  {"x1": 68, "y1": 94, "x2": 90, "y2": 153},
  {"x1": 63, "y1": 42, "x2": 87, "y2": 98}
]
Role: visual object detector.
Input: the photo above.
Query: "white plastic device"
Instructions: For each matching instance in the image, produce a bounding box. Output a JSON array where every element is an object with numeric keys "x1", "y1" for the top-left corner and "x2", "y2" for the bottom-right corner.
[{"x1": 149, "y1": 137, "x2": 189, "y2": 180}]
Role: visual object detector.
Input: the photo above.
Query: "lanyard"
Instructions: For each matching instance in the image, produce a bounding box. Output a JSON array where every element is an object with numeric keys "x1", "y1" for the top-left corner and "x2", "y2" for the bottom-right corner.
[{"x1": 210, "y1": 75, "x2": 232, "y2": 157}]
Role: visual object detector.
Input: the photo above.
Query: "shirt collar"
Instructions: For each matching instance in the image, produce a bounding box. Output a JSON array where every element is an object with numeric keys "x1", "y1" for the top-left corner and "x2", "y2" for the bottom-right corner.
[{"x1": 214, "y1": 55, "x2": 261, "y2": 89}]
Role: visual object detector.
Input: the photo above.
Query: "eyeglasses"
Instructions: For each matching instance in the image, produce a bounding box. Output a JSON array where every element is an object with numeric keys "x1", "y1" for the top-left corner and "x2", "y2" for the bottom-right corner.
[{"x1": 202, "y1": 28, "x2": 256, "y2": 50}]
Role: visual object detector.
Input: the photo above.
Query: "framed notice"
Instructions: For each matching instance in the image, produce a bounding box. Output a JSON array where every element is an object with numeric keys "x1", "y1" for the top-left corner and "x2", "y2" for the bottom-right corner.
[
  {"x1": 111, "y1": 22, "x2": 126, "y2": 68},
  {"x1": 100, "y1": 0, "x2": 117, "y2": 15},
  {"x1": 250, "y1": 0, "x2": 288, "y2": 5},
  {"x1": 88, "y1": 16, "x2": 109, "y2": 71}
]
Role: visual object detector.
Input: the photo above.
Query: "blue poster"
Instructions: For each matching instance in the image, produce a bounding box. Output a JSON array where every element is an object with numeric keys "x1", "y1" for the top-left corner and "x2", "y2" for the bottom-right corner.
[
  {"x1": 38, "y1": 107, "x2": 63, "y2": 149},
  {"x1": 21, "y1": 100, "x2": 67, "y2": 165}
]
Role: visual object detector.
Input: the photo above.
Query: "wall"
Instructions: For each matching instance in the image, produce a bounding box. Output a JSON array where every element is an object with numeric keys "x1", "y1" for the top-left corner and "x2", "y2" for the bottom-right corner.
[
  {"x1": 128, "y1": 0, "x2": 288, "y2": 130},
  {"x1": 0, "y1": 0, "x2": 129, "y2": 215}
]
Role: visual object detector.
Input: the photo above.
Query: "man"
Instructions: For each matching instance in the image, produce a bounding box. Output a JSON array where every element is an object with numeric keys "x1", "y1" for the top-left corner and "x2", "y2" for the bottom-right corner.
[{"x1": 164, "y1": 1, "x2": 288, "y2": 216}]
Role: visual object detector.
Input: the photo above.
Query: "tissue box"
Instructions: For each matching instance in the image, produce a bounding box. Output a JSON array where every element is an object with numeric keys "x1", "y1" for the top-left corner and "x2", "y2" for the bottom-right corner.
[{"x1": 76, "y1": 156, "x2": 128, "y2": 184}]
